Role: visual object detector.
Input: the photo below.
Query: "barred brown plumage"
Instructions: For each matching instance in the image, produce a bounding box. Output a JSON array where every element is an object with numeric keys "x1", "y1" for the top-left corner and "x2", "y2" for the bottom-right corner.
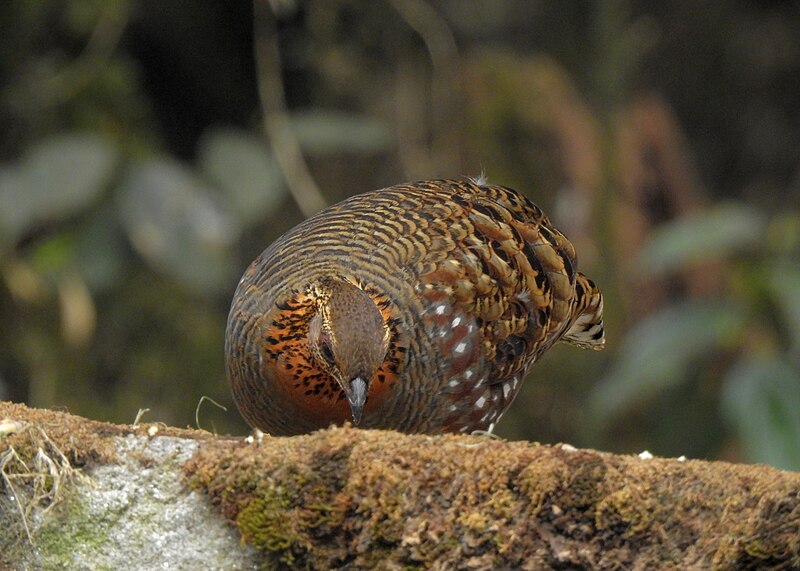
[{"x1": 225, "y1": 178, "x2": 604, "y2": 435}]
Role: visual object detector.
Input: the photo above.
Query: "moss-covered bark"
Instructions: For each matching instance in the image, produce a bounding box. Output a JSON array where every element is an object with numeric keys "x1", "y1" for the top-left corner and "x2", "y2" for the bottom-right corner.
[{"x1": 2, "y1": 400, "x2": 799, "y2": 570}]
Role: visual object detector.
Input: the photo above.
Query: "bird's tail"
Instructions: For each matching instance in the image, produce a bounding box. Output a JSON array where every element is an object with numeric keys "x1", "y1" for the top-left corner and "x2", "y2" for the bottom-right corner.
[{"x1": 561, "y1": 273, "x2": 605, "y2": 350}]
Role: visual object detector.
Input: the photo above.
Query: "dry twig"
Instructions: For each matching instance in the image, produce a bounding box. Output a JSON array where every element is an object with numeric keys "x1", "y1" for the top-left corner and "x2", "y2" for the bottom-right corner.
[{"x1": 253, "y1": 0, "x2": 327, "y2": 217}]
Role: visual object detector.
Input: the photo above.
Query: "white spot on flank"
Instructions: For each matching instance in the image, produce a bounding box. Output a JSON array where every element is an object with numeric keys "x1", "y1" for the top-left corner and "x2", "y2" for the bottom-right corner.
[
  {"x1": 502, "y1": 383, "x2": 511, "y2": 399},
  {"x1": 454, "y1": 341, "x2": 467, "y2": 354},
  {"x1": 475, "y1": 395, "x2": 487, "y2": 409},
  {"x1": 448, "y1": 404, "x2": 458, "y2": 412},
  {"x1": 452, "y1": 316, "x2": 462, "y2": 327},
  {"x1": 448, "y1": 378, "x2": 460, "y2": 388},
  {"x1": 464, "y1": 370, "x2": 474, "y2": 380},
  {"x1": 435, "y1": 304, "x2": 447, "y2": 315}
]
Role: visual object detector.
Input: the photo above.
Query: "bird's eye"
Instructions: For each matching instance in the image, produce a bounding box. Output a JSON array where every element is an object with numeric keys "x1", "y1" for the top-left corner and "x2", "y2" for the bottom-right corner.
[{"x1": 320, "y1": 341, "x2": 335, "y2": 364}]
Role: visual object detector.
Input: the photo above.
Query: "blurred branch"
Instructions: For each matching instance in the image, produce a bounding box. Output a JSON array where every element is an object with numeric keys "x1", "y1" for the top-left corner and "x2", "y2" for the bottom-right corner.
[
  {"x1": 614, "y1": 96, "x2": 713, "y2": 318},
  {"x1": 253, "y1": 0, "x2": 327, "y2": 218},
  {"x1": 388, "y1": 0, "x2": 460, "y2": 176},
  {"x1": 388, "y1": 0, "x2": 457, "y2": 75},
  {"x1": 7, "y1": 2, "x2": 131, "y2": 112},
  {"x1": 394, "y1": 59, "x2": 429, "y2": 177}
]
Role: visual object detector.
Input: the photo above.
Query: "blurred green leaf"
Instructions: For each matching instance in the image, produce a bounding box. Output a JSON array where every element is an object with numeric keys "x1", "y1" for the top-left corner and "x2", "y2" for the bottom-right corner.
[
  {"x1": 0, "y1": 167, "x2": 28, "y2": 244},
  {"x1": 766, "y1": 212, "x2": 800, "y2": 256},
  {"x1": 765, "y1": 263, "x2": 800, "y2": 351},
  {"x1": 290, "y1": 110, "x2": 392, "y2": 154},
  {"x1": 0, "y1": 134, "x2": 117, "y2": 242},
  {"x1": 74, "y1": 207, "x2": 128, "y2": 292},
  {"x1": 637, "y1": 203, "x2": 768, "y2": 276},
  {"x1": 721, "y1": 354, "x2": 800, "y2": 471},
  {"x1": 28, "y1": 232, "x2": 77, "y2": 277},
  {"x1": 117, "y1": 159, "x2": 240, "y2": 294},
  {"x1": 591, "y1": 300, "x2": 746, "y2": 421},
  {"x1": 197, "y1": 128, "x2": 286, "y2": 227}
]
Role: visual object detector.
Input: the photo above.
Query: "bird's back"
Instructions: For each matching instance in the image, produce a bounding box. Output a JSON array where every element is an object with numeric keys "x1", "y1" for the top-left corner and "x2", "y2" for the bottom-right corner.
[{"x1": 226, "y1": 178, "x2": 604, "y2": 434}]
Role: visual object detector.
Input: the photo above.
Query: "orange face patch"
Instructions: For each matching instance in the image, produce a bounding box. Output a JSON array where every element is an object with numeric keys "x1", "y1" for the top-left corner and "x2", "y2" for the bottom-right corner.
[{"x1": 262, "y1": 288, "x2": 405, "y2": 426}]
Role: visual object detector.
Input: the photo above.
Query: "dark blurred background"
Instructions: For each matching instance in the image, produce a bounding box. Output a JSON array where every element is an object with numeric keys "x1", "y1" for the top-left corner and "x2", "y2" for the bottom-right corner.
[{"x1": 1, "y1": 0, "x2": 798, "y2": 469}]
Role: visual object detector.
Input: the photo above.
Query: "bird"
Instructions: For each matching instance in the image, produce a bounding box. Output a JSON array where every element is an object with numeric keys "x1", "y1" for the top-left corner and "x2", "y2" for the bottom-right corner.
[{"x1": 225, "y1": 178, "x2": 604, "y2": 436}]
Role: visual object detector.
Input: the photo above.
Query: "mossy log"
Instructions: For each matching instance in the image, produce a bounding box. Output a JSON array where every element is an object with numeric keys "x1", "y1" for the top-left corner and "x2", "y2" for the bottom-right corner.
[{"x1": 1, "y1": 400, "x2": 799, "y2": 570}]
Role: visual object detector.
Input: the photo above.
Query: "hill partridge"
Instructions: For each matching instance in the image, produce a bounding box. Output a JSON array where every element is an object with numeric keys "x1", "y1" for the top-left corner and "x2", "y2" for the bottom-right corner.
[{"x1": 226, "y1": 178, "x2": 604, "y2": 435}]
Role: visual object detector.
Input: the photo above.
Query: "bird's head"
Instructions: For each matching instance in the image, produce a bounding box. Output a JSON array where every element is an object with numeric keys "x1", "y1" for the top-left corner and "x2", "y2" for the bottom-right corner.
[{"x1": 308, "y1": 279, "x2": 391, "y2": 425}]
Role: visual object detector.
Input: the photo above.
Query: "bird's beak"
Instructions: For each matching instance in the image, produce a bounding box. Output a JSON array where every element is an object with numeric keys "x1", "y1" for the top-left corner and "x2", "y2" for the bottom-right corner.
[{"x1": 346, "y1": 377, "x2": 368, "y2": 425}]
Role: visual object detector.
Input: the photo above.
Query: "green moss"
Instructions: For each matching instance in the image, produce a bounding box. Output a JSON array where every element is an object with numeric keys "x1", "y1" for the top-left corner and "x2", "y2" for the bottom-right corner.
[
  {"x1": 743, "y1": 540, "x2": 769, "y2": 559},
  {"x1": 183, "y1": 426, "x2": 800, "y2": 570},
  {"x1": 25, "y1": 490, "x2": 113, "y2": 570},
  {"x1": 237, "y1": 493, "x2": 300, "y2": 563},
  {"x1": 184, "y1": 436, "x2": 358, "y2": 568},
  {"x1": 561, "y1": 454, "x2": 608, "y2": 508}
]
